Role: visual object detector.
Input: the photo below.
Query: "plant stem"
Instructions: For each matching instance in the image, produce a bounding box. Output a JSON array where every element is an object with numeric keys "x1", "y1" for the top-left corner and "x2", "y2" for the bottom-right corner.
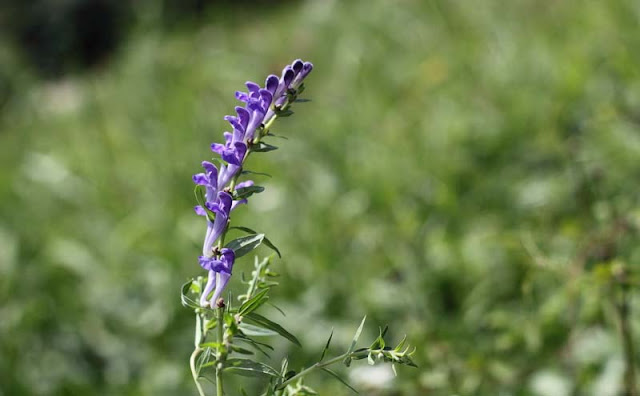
[
  {"x1": 190, "y1": 348, "x2": 206, "y2": 396},
  {"x1": 278, "y1": 351, "x2": 364, "y2": 389},
  {"x1": 215, "y1": 307, "x2": 225, "y2": 396},
  {"x1": 618, "y1": 279, "x2": 638, "y2": 396},
  {"x1": 191, "y1": 313, "x2": 206, "y2": 396}
]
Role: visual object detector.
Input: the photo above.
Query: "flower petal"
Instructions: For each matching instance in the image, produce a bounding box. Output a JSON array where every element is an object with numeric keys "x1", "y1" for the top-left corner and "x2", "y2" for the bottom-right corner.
[
  {"x1": 245, "y1": 81, "x2": 260, "y2": 93},
  {"x1": 231, "y1": 198, "x2": 247, "y2": 211},
  {"x1": 192, "y1": 173, "x2": 208, "y2": 185},
  {"x1": 265, "y1": 75, "x2": 279, "y2": 95},
  {"x1": 210, "y1": 271, "x2": 231, "y2": 307},
  {"x1": 291, "y1": 59, "x2": 304, "y2": 75},
  {"x1": 211, "y1": 143, "x2": 226, "y2": 155},
  {"x1": 200, "y1": 270, "x2": 216, "y2": 307},
  {"x1": 236, "y1": 107, "x2": 250, "y2": 129},
  {"x1": 235, "y1": 180, "x2": 254, "y2": 190}
]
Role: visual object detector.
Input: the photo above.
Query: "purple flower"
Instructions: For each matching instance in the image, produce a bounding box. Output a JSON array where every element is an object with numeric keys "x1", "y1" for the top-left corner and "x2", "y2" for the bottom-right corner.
[
  {"x1": 199, "y1": 248, "x2": 235, "y2": 307},
  {"x1": 234, "y1": 85, "x2": 273, "y2": 141},
  {"x1": 211, "y1": 140, "x2": 247, "y2": 166},
  {"x1": 264, "y1": 60, "x2": 314, "y2": 120},
  {"x1": 192, "y1": 161, "x2": 220, "y2": 201},
  {"x1": 198, "y1": 191, "x2": 232, "y2": 256},
  {"x1": 291, "y1": 61, "x2": 313, "y2": 90}
]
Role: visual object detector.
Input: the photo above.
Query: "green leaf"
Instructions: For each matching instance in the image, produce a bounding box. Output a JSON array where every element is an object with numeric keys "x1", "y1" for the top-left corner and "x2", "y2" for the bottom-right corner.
[
  {"x1": 229, "y1": 227, "x2": 282, "y2": 258},
  {"x1": 230, "y1": 345, "x2": 255, "y2": 355},
  {"x1": 225, "y1": 234, "x2": 265, "y2": 258},
  {"x1": 294, "y1": 98, "x2": 312, "y2": 103},
  {"x1": 238, "y1": 288, "x2": 269, "y2": 316},
  {"x1": 394, "y1": 335, "x2": 407, "y2": 352},
  {"x1": 266, "y1": 132, "x2": 288, "y2": 140},
  {"x1": 242, "y1": 170, "x2": 272, "y2": 178},
  {"x1": 197, "y1": 348, "x2": 214, "y2": 372},
  {"x1": 275, "y1": 109, "x2": 294, "y2": 117},
  {"x1": 252, "y1": 142, "x2": 279, "y2": 152},
  {"x1": 344, "y1": 316, "x2": 366, "y2": 367},
  {"x1": 369, "y1": 326, "x2": 388, "y2": 350},
  {"x1": 181, "y1": 280, "x2": 201, "y2": 310},
  {"x1": 245, "y1": 312, "x2": 301, "y2": 347},
  {"x1": 319, "y1": 328, "x2": 334, "y2": 362},
  {"x1": 234, "y1": 185, "x2": 265, "y2": 200},
  {"x1": 267, "y1": 302, "x2": 286, "y2": 316},
  {"x1": 224, "y1": 358, "x2": 279, "y2": 378},
  {"x1": 235, "y1": 335, "x2": 273, "y2": 358},
  {"x1": 348, "y1": 316, "x2": 366, "y2": 354},
  {"x1": 239, "y1": 323, "x2": 278, "y2": 337},
  {"x1": 322, "y1": 368, "x2": 359, "y2": 394}
]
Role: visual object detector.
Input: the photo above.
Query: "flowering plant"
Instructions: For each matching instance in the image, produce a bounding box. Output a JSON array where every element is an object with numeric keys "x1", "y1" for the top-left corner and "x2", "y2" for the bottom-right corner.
[{"x1": 181, "y1": 59, "x2": 416, "y2": 396}]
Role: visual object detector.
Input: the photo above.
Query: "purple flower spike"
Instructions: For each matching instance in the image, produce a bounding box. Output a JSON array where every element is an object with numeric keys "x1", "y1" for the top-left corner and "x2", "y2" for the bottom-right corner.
[{"x1": 193, "y1": 59, "x2": 313, "y2": 307}]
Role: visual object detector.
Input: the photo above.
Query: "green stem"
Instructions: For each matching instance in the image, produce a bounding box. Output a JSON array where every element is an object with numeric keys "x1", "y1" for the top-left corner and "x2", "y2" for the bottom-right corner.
[
  {"x1": 191, "y1": 313, "x2": 206, "y2": 396},
  {"x1": 190, "y1": 348, "x2": 206, "y2": 396},
  {"x1": 243, "y1": 259, "x2": 268, "y2": 302},
  {"x1": 278, "y1": 350, "x2": 366, "y2": 389},
  {"x1": 215, "y1": 307, "x2": 225, "y2": 396}
]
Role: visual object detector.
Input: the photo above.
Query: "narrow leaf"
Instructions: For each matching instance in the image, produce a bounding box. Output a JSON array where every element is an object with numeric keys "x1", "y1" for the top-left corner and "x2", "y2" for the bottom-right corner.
[
  {"x1": 225, "y1": 234, "x2": 265, "y2": 258},
  {"x1": 267, "y1": 302, "x2": 286, "y2": 316},
  {"x1": 266, "y1": 132, "x2": 288, "y2": 140},
  {"x1": 224, "y1": 358, "x2": 279, "y2": 378},
  {"x1": 322, "y1": 368, "x2": 359, "y2": 394},
  {"x1": 252, "y1": 142, "x2": 279, "y2": 152},
  {"x1": 230, "y1": 345, "x2": 255, "y2": 355},
  {"x1": 275, "y1": 109, "x2": 294, "y2": 117},
  {"x1": 229, "y1": 227, "x2": 281, "y2": 258},
  {"x1": 238, "y1": 288, "x2": 269, "y2": 316},
  {"x1": 239, "y1": 323, "x2": 278, "y2": 337},
  {"x1": 235, "y1": 335, "x2": 273, "y2": 358},
  {"x1": 234, "y1": 185, "x2": 265, "y2": 200},
  {"x1": 319, "y1": 329, "x2": 334, "y2": 362},
  {"x1": 347, "y1": 316, "x2": 366, "y2": 354},
  {"x1": 242, "y1": 170, "x2": 272, "y2": 178},
  {"x1": 245, "y1": 312, "x2": 301, "y2": 347},
  {"x1": 181, "y1": 280, "x2": 201, "y2": 310}
]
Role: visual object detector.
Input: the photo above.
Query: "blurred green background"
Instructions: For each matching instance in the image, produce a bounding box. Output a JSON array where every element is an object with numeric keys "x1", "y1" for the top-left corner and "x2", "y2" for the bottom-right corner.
[{"x1": 1, "y1": 0, "x2": 640, "y2": 395}]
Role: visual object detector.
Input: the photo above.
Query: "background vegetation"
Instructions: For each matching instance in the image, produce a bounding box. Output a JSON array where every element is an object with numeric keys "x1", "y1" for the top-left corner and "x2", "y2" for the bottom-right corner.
[{"x1": 1, "y1": 0, "x2": 640, "y2": 395}]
